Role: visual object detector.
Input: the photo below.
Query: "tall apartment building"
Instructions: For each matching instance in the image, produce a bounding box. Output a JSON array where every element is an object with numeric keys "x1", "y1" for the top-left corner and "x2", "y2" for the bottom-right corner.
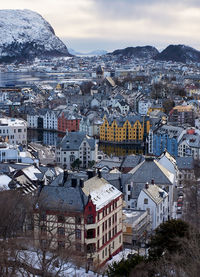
[
  {"x1": 34, "y1": 173, "x2": 123, "y2": 266},
  {"x1": 0, "y1": 117, "x2": 27, "y2": 145}
]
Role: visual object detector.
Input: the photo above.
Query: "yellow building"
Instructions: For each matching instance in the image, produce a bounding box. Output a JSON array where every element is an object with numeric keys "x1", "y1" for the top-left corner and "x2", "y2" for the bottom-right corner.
[{"x1": 100, "y1": 116, "x2": 151, "y2": 143}]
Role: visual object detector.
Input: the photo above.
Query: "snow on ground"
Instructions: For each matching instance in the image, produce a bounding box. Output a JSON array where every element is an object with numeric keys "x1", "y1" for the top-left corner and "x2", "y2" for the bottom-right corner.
[
  {"x1": 17, "y1": 250, "x2": 102, "y2": 277},
  {"x1": 107, "y1": 249, "x2": 137, "y2": 265}
]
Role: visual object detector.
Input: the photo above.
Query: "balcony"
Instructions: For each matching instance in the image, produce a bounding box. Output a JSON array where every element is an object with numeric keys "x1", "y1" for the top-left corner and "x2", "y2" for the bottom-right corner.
[
  {"x1": 85, "y1": 223, "x2": 97, "y2": 229},
  {"x1": 85, "y1": 237, "x2": 97, "y2": 244}
]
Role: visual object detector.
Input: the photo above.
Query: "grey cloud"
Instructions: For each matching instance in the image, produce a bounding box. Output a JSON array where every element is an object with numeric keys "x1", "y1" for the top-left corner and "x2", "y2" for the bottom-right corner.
[{"x1": 92, "y1": 0, "x2": 200, "y2": 20}]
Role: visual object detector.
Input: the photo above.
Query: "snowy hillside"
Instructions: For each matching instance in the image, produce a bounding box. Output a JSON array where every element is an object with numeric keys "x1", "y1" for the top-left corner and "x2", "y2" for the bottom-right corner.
[{"x1": 0, "y1": 9, "x2": 71, "y2": 62}]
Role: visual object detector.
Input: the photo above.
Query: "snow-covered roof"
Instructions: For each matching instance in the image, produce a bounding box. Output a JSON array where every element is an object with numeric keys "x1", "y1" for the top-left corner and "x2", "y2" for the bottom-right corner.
[
  {"x1": 0, "y1": 174, "x2": 11, "y2": 190},
  {"x1": 143, "y1": 184, "x2": 168, "y2": 205},
  {"x1": 83, "y1": 176, "x2": 122, "y2": 210},
  {"x1": 22, "y1": 165, "x2": 42, "y2": 181}
]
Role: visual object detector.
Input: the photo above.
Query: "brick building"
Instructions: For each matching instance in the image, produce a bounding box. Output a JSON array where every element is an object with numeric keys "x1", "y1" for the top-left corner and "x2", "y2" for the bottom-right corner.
[{"x1": 57, "y1": 111, "x2": 80, "y2": 132}]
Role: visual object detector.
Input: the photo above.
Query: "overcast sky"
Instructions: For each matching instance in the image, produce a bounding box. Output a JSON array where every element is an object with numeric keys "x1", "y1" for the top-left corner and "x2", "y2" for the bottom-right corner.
[{"x1": 1, "y1": 0, "x2": 200, "y2": 52}]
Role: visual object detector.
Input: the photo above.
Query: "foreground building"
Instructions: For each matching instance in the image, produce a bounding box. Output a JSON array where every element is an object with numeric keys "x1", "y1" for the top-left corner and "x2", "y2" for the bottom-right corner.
[{"x1": 34, "y1": 173, "x2": 123, "y2": 266}]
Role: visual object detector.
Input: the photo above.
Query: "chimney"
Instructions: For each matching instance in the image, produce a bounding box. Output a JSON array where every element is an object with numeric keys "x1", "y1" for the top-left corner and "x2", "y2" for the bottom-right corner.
[
  {"x1": 87, "y1": 170, "x2": 95, "y2": 179},
  {"x1": 151, "y1": 179, "x2": 154, "y2": 185},
  {"x1": 98, "y1": 170, "x2": 102, "y2": 179},
  {"x1": 145, "y1": 182, "x2": 149, "y2": 189},
  {"x1": 80, "y1": 178, "x2": 84, "y2": 188},
  {"x1": 63, "y1": 170, "x2": 68, "y2": 184},
  {"x1": 71, "y1": 178, "x2": 77, "y2": 188}
]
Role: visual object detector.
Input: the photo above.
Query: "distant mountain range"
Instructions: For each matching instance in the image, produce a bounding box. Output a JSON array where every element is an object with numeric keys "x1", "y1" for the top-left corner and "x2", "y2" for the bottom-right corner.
[
  {"x1": 109, "y1": 44, "x2": 200, "y2": 63},
  {"x1": 0, "y1": 9, "x2": 199, "y2": 64},
  {"x1": 68, "y1": 48, "x2": 107, "y2": 56}
]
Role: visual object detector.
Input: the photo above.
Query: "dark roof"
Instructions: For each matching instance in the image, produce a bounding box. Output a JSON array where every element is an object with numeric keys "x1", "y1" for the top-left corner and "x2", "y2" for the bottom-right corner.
[
  {"x1": 121, "y1": 155, "x2": 145, "y2": 168},
  {"x1": 176, "y1": 157, "x2": 194, "y2": 170},
  {"x1": 58, "y1": 131, "x2": 96, "y2": 151},
  {"x1": 127, "y1": 158, "x2": 174, "y2": 186},
  {"x1": 107, "y1": 115, "x2": 149, "y2": 127},
  {"x1": 96, "y1": 65, "x2": 104, "y2": 74},
  {"x1": 38, "y1": 184, "x2": 88, "y2": 212}
]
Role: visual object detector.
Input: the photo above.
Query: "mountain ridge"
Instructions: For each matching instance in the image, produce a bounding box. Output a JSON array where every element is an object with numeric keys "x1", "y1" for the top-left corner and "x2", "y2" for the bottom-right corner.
[
  {"x1": 108, "y1": 46, "x2": 159, "y2": 59},
  {"x1": 154, "y1": 44, "x2": 200, "y2": 63},
  {"x1": 0, "y1": 9, "x2": 71, "y2": 62}
]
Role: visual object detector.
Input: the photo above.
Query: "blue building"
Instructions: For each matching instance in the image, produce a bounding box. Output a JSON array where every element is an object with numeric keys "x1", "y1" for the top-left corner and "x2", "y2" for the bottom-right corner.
[{"x1": 149, "y1": 124, "x2": 184, "y2": 157}]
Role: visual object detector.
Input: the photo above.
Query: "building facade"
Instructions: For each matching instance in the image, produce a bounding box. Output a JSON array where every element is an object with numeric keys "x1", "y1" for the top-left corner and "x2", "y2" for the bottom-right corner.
[
  {"x1": 0, "y1": 117, "x2": 27, "y2": 145},
  {"x1": 169, "y1": 105, "x2": 195, "y2": 126},
  {"x1": 137, "y1": 183, "x2": 169, "y2": 230},
  {"x1": 100, "y1": 116, "x2": 150, "y2": 143},
  {"x1": 57, "y1": 112, "x2": 80, "y2": 133},
  {"x1": 34, "y1": 174, "x2": 123, "y2": 266},
  {"x1": 56, "y1": 132, "x2": 98, "y2": 169}
]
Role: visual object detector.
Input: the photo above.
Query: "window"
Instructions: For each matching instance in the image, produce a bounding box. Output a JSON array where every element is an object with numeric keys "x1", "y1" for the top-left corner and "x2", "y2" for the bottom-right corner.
[
  {"x1": 97, "y1": 226, "x2": 99, "y2": 236},
  {"x1": 87, "y1": 215, "x2": 94, "y2": 224},
  {"x1": 58, "y1": 241, "x2": 65, "y2": 249},
  {"x1": 87, "y1": 229, "x2": 95, "y2": 239},
  {"x1": 39, "y1": 212, "x2": 46, "y2": 221},
  {"x1": 57, "y1": 215, "x2": 65, "y2": 223},
  {"x1": 40, "y1": 226, "x2": 46, "y2": 234},
  {"x1": 119, "y1": 235, "x2": 121, "y2": 244},
  {"x1": 18, "y1": 129, "x2": 22, "y2": 133},
  {"x1": 75, "y1": 216, "x2": 81, "y2": 225},
  {"x1": 58, "y1": 227, "x2": 65, "y2": 236},
  {"x1": 102, "y1": 222, "x2": 104, "y2": 232},
  {"x1": 87, "y1": 243, "x2": 95, "y2": 253},
  {"x1": 75, "y1": 229, "x2": 81, "y2": 240},
  {"x1": 102, "y1": 250, "x2": 104, "y2": 259},
  {"x1": 144, "y1": 198, "x2": 148, "y2": 204}
]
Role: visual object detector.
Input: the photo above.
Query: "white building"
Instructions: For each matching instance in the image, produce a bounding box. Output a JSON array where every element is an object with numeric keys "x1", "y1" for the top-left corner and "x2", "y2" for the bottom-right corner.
[
  {"x1": 56, "y1": 132, "x2": 98, "y2": 169},
  {"x1": 43, "y1": 110, "x2": 58, "y2": 130},
  {"x1": 137, "y1": 183, "x2": 169, "y2": 230},
  {"x1": 178, "y1": 129, "x2": 200, "y2": 160},
  {"x1": 0, "y1": 117, "x2": 27, "y2": 145},
  {"x1": 138, "y1": 99, "x2": 152, "y2": 115},
  {"x1": 27, "y1": 114, "x2": 39, "y2": 128},
  {"x1": 0, "y1": 142, "x2": 38, "y2": 164}
]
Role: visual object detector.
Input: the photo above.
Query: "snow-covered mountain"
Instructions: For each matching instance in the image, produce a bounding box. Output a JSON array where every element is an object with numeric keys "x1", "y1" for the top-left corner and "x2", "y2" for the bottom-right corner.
[{"x1": 0, "y1": 9, "x2": 71, "y2": 62}]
